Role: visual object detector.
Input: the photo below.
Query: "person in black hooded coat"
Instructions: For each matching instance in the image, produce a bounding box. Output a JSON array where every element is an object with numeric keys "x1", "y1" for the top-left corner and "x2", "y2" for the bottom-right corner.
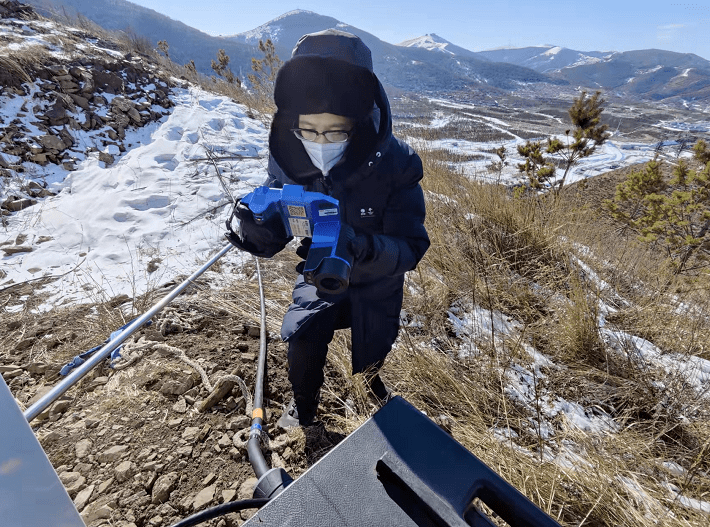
[{"x1": 230, "y1": 29, "x2": 429, "y2": 427}]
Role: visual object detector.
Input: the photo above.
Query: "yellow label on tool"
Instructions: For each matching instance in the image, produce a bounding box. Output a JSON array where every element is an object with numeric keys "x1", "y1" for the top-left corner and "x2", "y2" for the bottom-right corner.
[
  {"x1": 287, "y1": 205, "x2": 307, "y2": 218},
  {"x1": 252, "y1": 408, "x2": 264, "y2": 419}
]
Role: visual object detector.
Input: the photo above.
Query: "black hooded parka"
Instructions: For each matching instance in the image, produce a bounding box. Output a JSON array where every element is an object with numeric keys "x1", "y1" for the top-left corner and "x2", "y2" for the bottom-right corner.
[{"x1": 266, "y1": 30, "x2": 429, "y2": 373}]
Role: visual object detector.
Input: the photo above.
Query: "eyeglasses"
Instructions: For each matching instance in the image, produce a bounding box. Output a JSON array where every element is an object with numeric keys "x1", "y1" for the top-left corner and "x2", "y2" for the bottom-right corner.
[{"x1": 291, "y1": 128, "x2": 353, "y2": 143}]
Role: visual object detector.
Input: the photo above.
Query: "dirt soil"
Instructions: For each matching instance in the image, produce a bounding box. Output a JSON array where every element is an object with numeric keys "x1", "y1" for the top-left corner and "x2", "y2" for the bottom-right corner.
[{"x1": 1, "y1": 279, "x2": 356, "y2": 527}]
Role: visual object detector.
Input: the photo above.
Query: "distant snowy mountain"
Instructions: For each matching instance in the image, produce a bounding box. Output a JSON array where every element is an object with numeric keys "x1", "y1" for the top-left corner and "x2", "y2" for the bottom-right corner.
[
  {"x1": 477, "y1": 45, "x2": 710, "y2": 101},
  {"x1": 555, "y1": 49, "x2": 710, "y2": 101},
  {"x1": 22, "y1": 1, "x2": 710, "y2": 102},
  {"x1": 224, "y1": 10, "x2": 560, "y2": 93},
  {"x1": 476, "y1": 46, "x2": 612, "y2": 73},
  {"x1": 226, "y1": 10, "x2": 341, "y2": 48},
  {"x1": 397, "y1": 33, "x2": 479, "y2": 59}
]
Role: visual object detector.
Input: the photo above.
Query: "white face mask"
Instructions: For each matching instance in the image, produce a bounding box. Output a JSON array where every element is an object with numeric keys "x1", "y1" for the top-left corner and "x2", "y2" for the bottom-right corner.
[{"x1": 299, "y1": 139, "x2": 349, "y2": 176}]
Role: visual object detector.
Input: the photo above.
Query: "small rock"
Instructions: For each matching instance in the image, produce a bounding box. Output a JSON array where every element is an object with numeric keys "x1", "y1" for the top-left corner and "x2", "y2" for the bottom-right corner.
[
  {"x1": 74, "y1": 463, "x2": 92, "y2": 474},
  {"x1": 144, "y1": 461, "x2": 164, "y2": 473},
  {"x1": 111, "y1": 96, "x2": 134, "y2": 113},
  {"x1": 181, "y1": 427, "x2": 200, "y2": 442},
  {"x1": 50, "y1": 399, "x2": 71, "y2": 416},
  {"x1": 38, "y1": 135, "x2": 67, "y2": 151},
  {"x1": 197, "y1": 424, "x2": 211, "y2": 442},
  {"x1": 172, "y1": 398, "x2": 187, "y2": 413},
  {"x1": 97, "y1": 477, "x2": 114, "y2": 495},
  {"x1": 228, "y1": 416, "x2": 250, "y2": 431},
  {"x1": 1, "y1": 369, "x2": 22, "y2": 380},
  {"x1": 41, "y1": 430, "x2": 61, "y2": 443},
  {"x1": 217, "y1": 433, "x2": 231, "y2": 449},
  {"x1": 127, "y1": 107, "x2": 142, "y2": 123},
  {"x1": 85, "y1": 418, "x2": 100, "y2": 429},
  {"x1": 58, "y1": 471, "x2": 82, "y2": 486},
  {"x1": 75, "y1": 438, "x2": 92, "y2": 459},
  {"x1": 115, "y1": 460, "x2": 134, "y2": 483},
  {"x1": 198, "y1": 379, "x2": 234, "y2": 412},
  {"x1": 98, "y1": 445, "x2": 129, "y2": 463},
  {"x1": 98, "y1": 151, "x2": 114, "y2": 166},
  {"x1": 202, "y1": 473, "x2": 216, "y2": 486},
  {"x1": 30, "y1": 153, "x2": 48, "y2": 165},
  {"x1": 73, "y1": 484, "x2": 95, "y2": 511},
  {"x1": 167, "y1": 418, "x2": 183, "y2": 427},
  {"x1": 177, "y1": 446, "x2": 192, "y2": 457},
  {"x1": 221, "y1": 489, "x2": 236, "y2": 503},
  {"x1": 81, "y1": 503, "x2": 112, "y2": 525},
  {"x1": 237, "y1": 478, "x2": 258, "y2": 501},
  {"x1": 63, "y1": 474, "x2": 86, "y2": 498},
  {"x1": 137, "y1": 470, "x2": 159, "y2": 492},
  {"x1": 192, "y1": 485, "x2": 216, "y2": 511},
  {"x1": 27, "y1": 362, "x2": 47, "y2": 374},
  {"x1": 69, "y1": 93, "x2": 90, "y2": 110},
  {"x1": 2, "y1": 244, "x2": 33, "y2": 254},
  {"x1": 160, "y1": 375, "x2": 194, "y2": 396},
  {"x1": 89, "y1": 376, "x2": 109, "y2": 390}
]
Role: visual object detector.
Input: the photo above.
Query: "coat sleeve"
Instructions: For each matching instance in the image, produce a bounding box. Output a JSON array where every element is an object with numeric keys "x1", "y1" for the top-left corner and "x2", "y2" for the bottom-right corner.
[{"x1": 353, "y1": 147, "x2": 430, "y2": 279}]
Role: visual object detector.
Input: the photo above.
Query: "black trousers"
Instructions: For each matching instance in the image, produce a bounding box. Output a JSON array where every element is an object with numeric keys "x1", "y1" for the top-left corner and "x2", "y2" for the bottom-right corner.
[
  {"x1": 286, "y1": 296, "x2": 392, "y2": 413},
  {"x1": 287, "y1": 303, "x2": 341, "y2": 405}
]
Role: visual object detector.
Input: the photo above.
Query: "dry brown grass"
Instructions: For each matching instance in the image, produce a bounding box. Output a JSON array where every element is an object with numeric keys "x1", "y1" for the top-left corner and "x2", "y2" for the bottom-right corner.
[{"x1": 361, "y1": 142, "x2": 710, "y2": 525}]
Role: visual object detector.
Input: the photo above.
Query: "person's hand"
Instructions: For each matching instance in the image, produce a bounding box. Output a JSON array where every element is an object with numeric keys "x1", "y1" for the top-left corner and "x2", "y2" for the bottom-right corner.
[
  {"x1": 344, "y1": 224, "x2": 372, "y2": 262},
  {"x1": 294, "y1": 237, "x2": 312, "y2": 274},
  {"x1": 225, "y1": 200, "x2": 292, "y2": 258}
]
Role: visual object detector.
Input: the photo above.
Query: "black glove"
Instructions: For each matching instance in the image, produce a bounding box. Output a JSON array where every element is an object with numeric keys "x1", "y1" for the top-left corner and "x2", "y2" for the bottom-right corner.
[
  {"x1": 346, "y1": 225, "x2": 373, "y2": 262},
  {"x1": 225, "y1": 200, "x2": 292, "y2": 258},
  {"x1": 293, "y1": 225, "x2": 372, "y2": 275},
  {"x1": 294, "y1": 237, "x2": 312, "y2": 274}
]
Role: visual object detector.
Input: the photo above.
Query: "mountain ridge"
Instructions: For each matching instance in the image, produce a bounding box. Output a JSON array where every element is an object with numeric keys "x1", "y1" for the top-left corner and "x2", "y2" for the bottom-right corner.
[{"x1": 21, "y1": 0, "x2": 710, "y2": 102}]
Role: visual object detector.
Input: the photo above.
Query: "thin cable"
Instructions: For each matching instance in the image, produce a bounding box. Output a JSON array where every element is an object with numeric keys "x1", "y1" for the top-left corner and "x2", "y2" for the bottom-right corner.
[
  {"x1": 169, "y1": 498, "x2": 269, "y2": 527},
  {"x1": 247, "y1": 256, "x2": 270, "y2": 478}
]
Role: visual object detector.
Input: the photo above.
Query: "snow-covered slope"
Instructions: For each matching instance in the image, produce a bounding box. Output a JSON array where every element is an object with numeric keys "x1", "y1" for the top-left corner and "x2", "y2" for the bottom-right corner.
[
  {"x1": 1, "y1": 86, "x2": 269, "y2": 311},
  {"x1": 397, "y1": 33, "x2": 480, "y2": 59}
]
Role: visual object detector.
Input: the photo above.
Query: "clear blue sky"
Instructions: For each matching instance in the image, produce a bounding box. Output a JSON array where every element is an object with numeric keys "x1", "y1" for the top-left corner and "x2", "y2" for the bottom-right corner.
[{"x1": 128, "y1": 1, "x2": 710, "y2": 60}]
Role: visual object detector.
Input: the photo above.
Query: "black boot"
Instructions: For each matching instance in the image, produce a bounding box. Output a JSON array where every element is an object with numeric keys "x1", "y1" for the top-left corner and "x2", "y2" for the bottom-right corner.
[
  {"x1": 277, "y1": 392, "x2": 319, "y2": 428},
  {"x1": 367, "y1": 374, "x2": 393, "y2": 404}
]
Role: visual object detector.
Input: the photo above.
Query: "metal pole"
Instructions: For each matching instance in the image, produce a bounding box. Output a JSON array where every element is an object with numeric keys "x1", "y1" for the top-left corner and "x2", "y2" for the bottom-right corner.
[{"x1": 24, "y1": 243, "x2": 234, "y2": 423}]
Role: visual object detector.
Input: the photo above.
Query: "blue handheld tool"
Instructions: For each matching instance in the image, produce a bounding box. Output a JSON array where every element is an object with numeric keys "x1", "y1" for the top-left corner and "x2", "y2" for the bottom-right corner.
[{"x1": 239, "y1": 185, "x2": 353, "y2": 294}]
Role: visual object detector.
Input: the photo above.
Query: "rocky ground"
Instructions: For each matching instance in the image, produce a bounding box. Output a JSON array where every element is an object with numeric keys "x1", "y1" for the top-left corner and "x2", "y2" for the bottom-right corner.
[
  {"x1": 1, "y1": 1, "x2": 176, "y2": 220},
  {"x1": 2, "y1": 273, "x2": 357, "y2": 527}
]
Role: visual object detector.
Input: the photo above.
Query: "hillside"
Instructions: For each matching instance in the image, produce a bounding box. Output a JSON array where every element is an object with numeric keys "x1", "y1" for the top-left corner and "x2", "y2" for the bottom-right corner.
[
  {"x1": 2, "y1": 4, "x2": 710, "y2": 527},
  {"x1": 23, "y1": 0, "x2": 257, "y2": 74}
]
